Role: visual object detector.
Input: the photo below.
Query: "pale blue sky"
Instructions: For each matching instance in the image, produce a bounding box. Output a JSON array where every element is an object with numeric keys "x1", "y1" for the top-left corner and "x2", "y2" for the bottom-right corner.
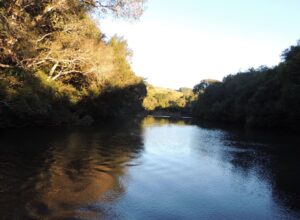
[{"x1": 100, "y1": 0, "x2": 300, "y2": 89}]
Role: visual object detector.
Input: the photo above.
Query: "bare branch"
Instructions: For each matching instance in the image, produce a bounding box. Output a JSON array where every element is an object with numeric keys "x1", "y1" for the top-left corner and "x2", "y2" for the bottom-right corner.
[
  {"x1": 0, "y1": 63, "x2": 11, "y2": 68},
  {"x1": 51, "y1": 70, "x2": 86, "y2": 81},
  {"x1": 48, "y1": 62, "x2": 59, "y2": 79},
  {"x1": 88, "y1": 0, "x2": 147, "y2": 19},
  {"x1": 36, "y1": 33, "x2": 55, "y2": 43}
]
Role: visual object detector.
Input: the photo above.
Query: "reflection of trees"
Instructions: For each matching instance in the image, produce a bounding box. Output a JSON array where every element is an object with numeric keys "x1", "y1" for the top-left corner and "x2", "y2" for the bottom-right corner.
[
  {"x1": 267, "y1": 152, "x2": 300, "y2": 213},
  {"x1": 142, "y1": 116, "x2": 190, "y2": 127},
  {"x1": 0, "y1": 129, "x2": 58, "y2": 219},
  {"x1": 222, "y1": 131, "x2": 300, "y2": 215},
  {"x1": 0, "y1": 124, "x2": 144, "y2": 219}
]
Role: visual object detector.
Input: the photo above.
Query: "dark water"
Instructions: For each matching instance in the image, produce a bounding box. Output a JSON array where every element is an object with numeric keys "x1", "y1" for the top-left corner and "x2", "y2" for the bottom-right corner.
[{"x1": 0, "y1": 116, "x2": 299, "y2": 220}]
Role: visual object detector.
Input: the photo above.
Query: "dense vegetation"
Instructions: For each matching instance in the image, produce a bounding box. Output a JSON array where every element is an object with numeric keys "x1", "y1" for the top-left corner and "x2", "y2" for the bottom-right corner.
[
  {"x1": 1, "y1": 1, "x2": 299, "y2": 130},
  {"x1": 0, "y1": 0, "x2": 146, "y2": 127},
  {"x1": 143, "y1": 84, "x2": 195, "y2": 114},
  {"x1": 192, "y1": 42, "x2": 300, "y2": 130}
]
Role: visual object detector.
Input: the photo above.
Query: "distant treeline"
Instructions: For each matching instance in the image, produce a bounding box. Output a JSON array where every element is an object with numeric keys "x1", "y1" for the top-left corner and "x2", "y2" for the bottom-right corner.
[
  {"x1": 0, "y1": 1, "x2": 146, "y2": 127},
  {"x1": 192, "y1": 42, "x2": 300, "y2": 130},
  {"x1": 143, "y1": 85, "x2": 196, "y2": 115}
]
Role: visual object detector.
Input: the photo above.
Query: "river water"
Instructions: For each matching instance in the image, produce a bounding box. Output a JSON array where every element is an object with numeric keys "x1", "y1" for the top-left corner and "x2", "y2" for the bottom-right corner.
[{"x1": 0, "y1": 116, "x2": 299, "y2": 219}]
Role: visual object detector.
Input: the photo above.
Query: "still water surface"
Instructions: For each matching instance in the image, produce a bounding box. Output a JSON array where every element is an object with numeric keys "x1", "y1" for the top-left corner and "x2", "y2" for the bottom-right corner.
[{"x1": 0, "y1": 116, "x2": 299, "y2": 219}]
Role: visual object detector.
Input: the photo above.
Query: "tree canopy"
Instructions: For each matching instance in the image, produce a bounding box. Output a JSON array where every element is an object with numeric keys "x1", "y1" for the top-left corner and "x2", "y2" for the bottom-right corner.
[
  {"x1": 192, "y1": 42, "x2": 300, "y2": 130},
  {"x1": 0, "y1": 0, "x2": 147, "y2": 127}
]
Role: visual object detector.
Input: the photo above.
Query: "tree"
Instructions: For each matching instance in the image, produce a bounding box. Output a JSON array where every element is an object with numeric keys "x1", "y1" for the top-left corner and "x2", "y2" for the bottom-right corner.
[
  {"x1": 0, "y1": 0, "x2": 146, "y2": 81},
  {"x1": 193, "y1": 79, "x2": 219, "y2": 94},
  {"x1": 87, "y1": 0, "x2": 147, "y2": 19},
  {"x1": 0, "y1": 0, "x2": 147, "y2": 127},
  {"x1": 192, "y1": 41, "x2": 300, "y2": 130}
]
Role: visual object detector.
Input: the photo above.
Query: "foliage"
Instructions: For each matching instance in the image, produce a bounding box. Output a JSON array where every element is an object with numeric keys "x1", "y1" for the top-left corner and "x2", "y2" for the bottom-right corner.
[
  {"x1": 193, "y1": 79, "x2": 219, "y2": 94},
  {"x1": 0, "y1": 1, "x2": 147, "y2": 127},
  {"x1": 192, "y1": 43, "x2": 300, "y2": 130},
  {"x1": 143, "y1": 84, "x2": 196, "y2": 113}
]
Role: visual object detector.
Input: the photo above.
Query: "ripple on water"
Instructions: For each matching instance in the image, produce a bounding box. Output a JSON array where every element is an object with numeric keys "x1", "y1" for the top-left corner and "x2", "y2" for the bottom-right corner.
[{"x1": 0, "y1": 118, "x2": 299, "y2": 219}]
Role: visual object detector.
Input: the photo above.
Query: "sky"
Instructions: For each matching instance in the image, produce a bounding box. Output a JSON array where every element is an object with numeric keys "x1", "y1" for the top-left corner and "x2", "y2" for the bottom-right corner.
[{"x1": 99, "y1": 0, "x2": 300, "y2": 89}]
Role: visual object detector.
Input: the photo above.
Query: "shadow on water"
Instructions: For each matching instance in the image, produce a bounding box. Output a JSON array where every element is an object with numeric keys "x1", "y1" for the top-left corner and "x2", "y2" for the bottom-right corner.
[
  {"x1": 193, "y1": 121, "x2": 300, "y2": 216},
  {"x1": 0, "y1": 121, "x2": 144, "y2": 219},
  {"x1": 223, "y1": 129, "x2": 300, "y2": 214}
]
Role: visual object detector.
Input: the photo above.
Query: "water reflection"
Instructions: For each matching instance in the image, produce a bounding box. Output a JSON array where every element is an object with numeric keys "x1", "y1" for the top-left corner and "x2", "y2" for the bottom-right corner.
[
  {"x1": 142, "y1": 115, "x2": 191, "y2": 127},
  {"x1": 0, "y1": 117, "x2": 299, "y2": 219},
  {"x1": 223, "y1": 130, "x2": 300, "y2": 213},
  {"x1": 0, "y1": 123, "x2": 144, "y2": 219}
]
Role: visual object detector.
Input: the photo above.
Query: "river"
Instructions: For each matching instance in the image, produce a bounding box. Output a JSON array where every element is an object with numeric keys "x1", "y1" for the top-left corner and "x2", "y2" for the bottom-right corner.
[{"x1": 0, "y1": 116, "x2": 299, "y2": 219}]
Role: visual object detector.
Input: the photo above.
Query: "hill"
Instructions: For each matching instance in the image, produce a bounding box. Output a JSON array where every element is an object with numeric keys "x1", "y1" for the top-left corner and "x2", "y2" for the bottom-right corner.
[{"x1": 143, "y1": 84, "x2": 196, "y2": 114}]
